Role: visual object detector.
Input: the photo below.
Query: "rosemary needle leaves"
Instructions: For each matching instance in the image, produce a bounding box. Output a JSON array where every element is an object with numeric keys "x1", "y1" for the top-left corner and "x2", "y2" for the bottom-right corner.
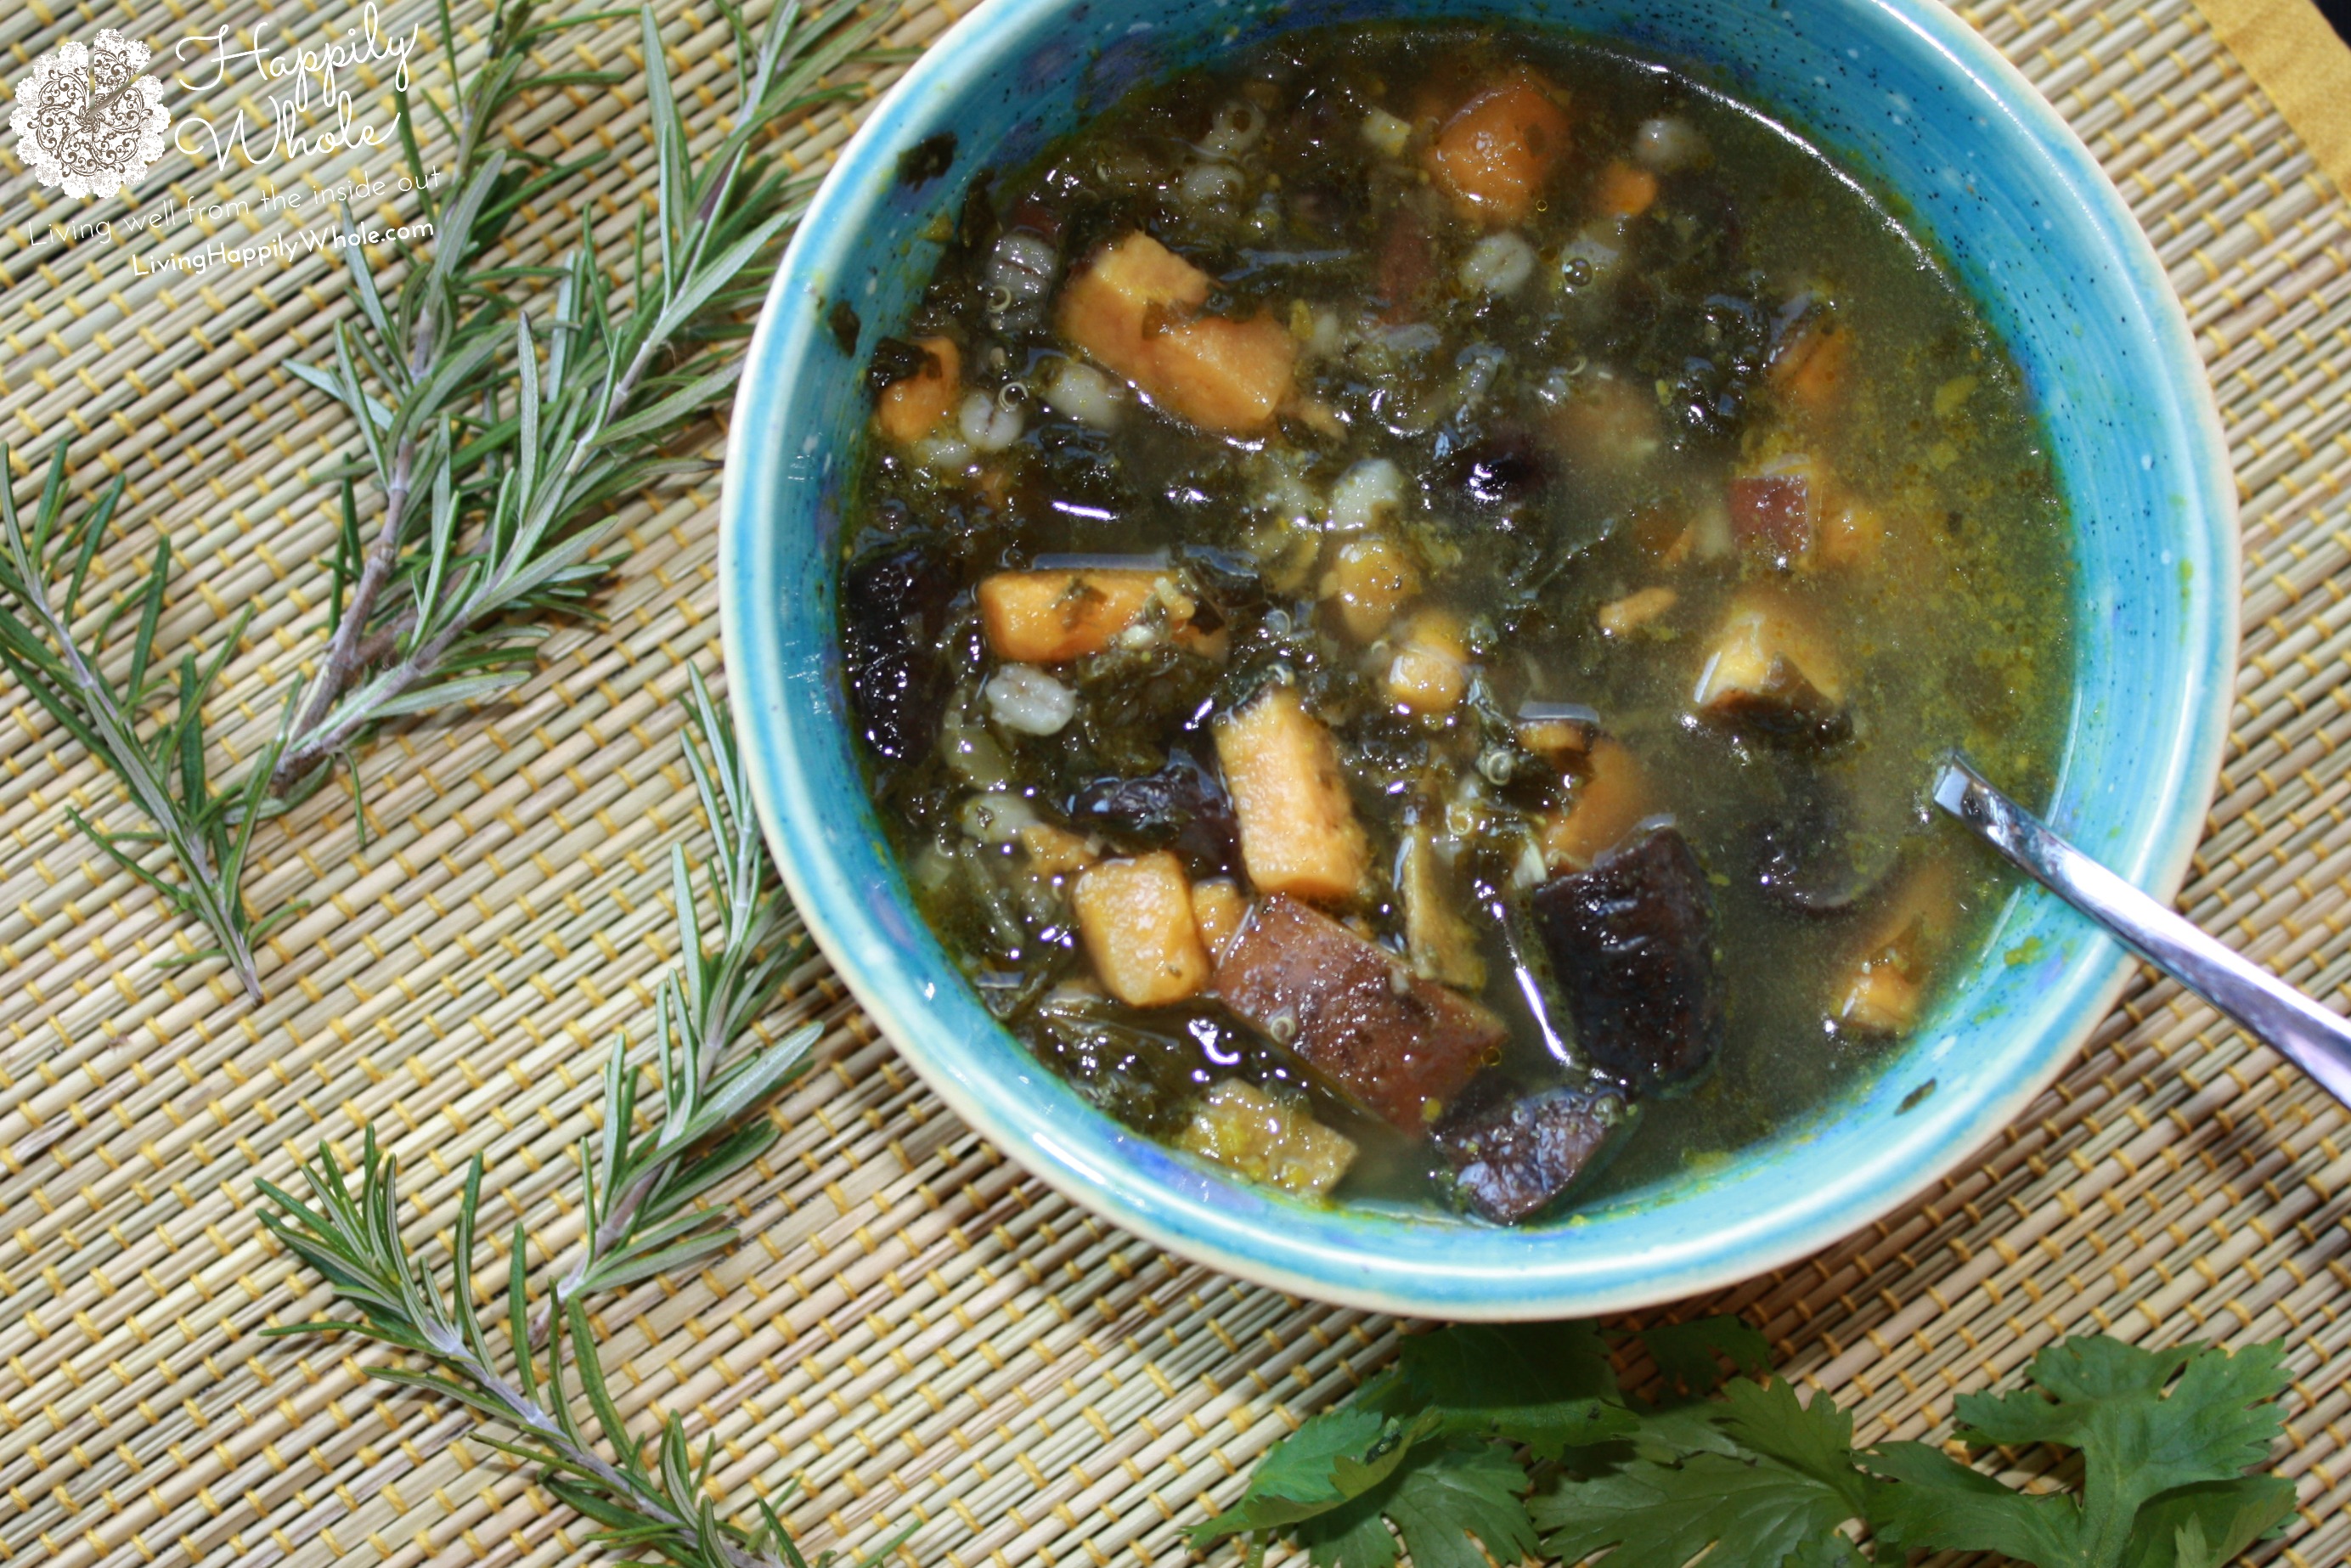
[
  {"x1": 260, "y1": 1140, "x2": 881, "y2": 1568},
  {"x1": 0, "y1": 445, "x2": 296, "y2": 1002},
  {"x1": 273, "y1": 0, "x2": 887, "y2": 796},
  {"x1": 540, "y1": 667, "x2": 815, "y2": 1333},
  {"x1": 260, "y1": 675, "x2": 857, "y2": 1564},
  {"x1": 0, "y1": 2, "x2": 885, "y2": 1001}
]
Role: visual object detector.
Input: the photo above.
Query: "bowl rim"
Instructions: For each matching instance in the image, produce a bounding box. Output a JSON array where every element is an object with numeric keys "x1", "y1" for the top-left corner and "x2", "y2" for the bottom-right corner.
[{"x1": 720, "y1": 0, "x2": 2239, "y2": 1317}]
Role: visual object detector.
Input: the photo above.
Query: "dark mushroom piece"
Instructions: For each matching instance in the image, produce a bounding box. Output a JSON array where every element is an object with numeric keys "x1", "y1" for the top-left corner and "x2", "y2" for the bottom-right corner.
[
  {"x1": 1434, "y1": 1075, "x2": 1636, "y2": 1223},
  {"x1": 1528, "y1": 824, "x2": 1724, "y2": 1091},
  {"x1": 1691, "y1": 590, "x2": 1851, "y2": 747},
  {"x1": 1213, "y1": 895, "x2": 1508, "y2": 1133},
  {"x1": 1752, "y1": 772, "x2": 1904, "y2": 917}
]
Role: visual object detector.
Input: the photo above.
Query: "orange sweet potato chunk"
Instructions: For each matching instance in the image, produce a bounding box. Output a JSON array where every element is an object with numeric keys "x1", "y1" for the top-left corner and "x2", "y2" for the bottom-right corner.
[
  {"x1": 1189, "y1": 877, "x2": 1249, "y2": 962},
  {"x1": 1214, "y1": 686, "x2": 1371, "y2": 905},
  {"x1": 1147, "y1": 313, "x2": 1299, "y2": 432},
  {"x1": 977, "y1": 569, "x2": 1164, "y2": 664},
  {"x1": 874, "y1": 336, "x2": 961, "y2": 444},
  {"x1": 1383, "y1": 611, "x2": 1470, "y2": 717},
  {"x1": 1541, "y1": 737, "x2": 1652, "y2": 871},
  {"x1": 1057, "y1": 233, "x2": 1296, "y2": 433},
  {"x1": 1593, "y1": 159, "x2": 1658, "y2": 219},
  {"x1": 1770, "y1": 319, "x2": 1851, "y2": 421},
  {"x1": 1428, "y1": 71, "x2": 1572, "y2": 226},
  {"x1": 1074, "y1": 852, "x2": 1213, "y2": 1007},
  {"x1": 1834, "y1": 861, "x2": 1959, "y2": 1035},
  {"x1": 1058, "y1": 234, "x2": 1210, "y2": 377}
]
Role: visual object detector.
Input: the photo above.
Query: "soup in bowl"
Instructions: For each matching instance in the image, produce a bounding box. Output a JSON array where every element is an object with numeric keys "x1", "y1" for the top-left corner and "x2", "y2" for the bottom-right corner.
[{"x1": 720, "y1": 0, "x2": 2234, "y2": 1317}]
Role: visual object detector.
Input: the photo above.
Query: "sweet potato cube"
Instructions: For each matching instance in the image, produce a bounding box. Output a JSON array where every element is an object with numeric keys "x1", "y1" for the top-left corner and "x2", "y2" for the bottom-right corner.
[
  {"x1": 1771, "y1": 319, "x2": 1850, "y2": 420},
  {"x1": 1816, "y1": 496, "x2": 1886, "y2": 570},
  {"x1": 1321, "y1": 537, "x2": 1421, "y2": 642},
  {"x1": 1213, "y1": 895, "x2": 1507, "y2": 1131},
  {"x1": 1057, "y1": 234, "x2": 1210, "y2": 379},
  {"x1": 1190, "y1": 877, "x2": 1249, "y2": 962},
  {"x1": 1214, "y1": 687, "x2": 1371, "y2": 904},
  {"x1": 1691, "y1": 591, "x2": 1846, "y2": 733},
  {"x1": 1593, "y1": 159, "x2": 1658, "y2": 219},
  {"x1": 1148, "y1": 313, "x2": 1299, "y2": 432},
  {"x1": 1515, "y1": 702, "x2": 1598, "y2": 759},
  {"x1": 1836, "y1": 963, "x2": 1922, "y2": 1035},
  {"x1": 1384, "y1": 612, "x2": 1470, "y2": 716},
  {"x1": 1833, "y1": 862, "x2": 1959, "y2": 1035},
  {"x1": 978, "y1": 569, "x2": 1164, "y2": 664},
  {"x1": 874, "y1": 336, "x2": 961, "y2": 445},
  {"x1": 1428, "y1": 71, "x2": 1572, "y2": 225},
  {"x1": 1541, "y1": 737, "x2": 1651, "y2": 871},
  {"x1": 1177, "y1": 1079, "x2": 1358, "y2": 1198},
  {"x1": 1019, "y1": 823, "x2": 1097, "y2": 877},
  {"x1": 1073, "y1": 852, "x2": 1212, "y2": 1007},
  {"x1": 1057, "y1": 234, "x2": 1295, "y2": 433}
]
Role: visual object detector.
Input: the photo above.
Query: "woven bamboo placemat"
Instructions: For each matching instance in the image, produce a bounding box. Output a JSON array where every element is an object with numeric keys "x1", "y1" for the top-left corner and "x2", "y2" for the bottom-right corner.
[{"x1": 1, "y1": 0, "x2": 2347, "y2": 1563}]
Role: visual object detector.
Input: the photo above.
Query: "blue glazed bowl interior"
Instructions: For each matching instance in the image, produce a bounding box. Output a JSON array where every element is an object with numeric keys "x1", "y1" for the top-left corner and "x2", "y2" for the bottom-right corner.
[{"x1": 722, "y1": 0, "x2": 2235, "y2": 1317}]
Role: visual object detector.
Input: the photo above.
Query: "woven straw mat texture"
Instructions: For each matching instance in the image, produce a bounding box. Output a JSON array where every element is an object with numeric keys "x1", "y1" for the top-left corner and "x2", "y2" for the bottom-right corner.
[{"x1": 0, "y1": 0, "x2": 2348, "y2": 1564}]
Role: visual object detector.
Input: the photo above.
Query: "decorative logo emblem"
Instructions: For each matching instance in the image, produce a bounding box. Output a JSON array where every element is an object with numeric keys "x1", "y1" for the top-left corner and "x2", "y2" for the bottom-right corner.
[{"x1": 11, "y1": 31, "x2": 170, "y2": 199}]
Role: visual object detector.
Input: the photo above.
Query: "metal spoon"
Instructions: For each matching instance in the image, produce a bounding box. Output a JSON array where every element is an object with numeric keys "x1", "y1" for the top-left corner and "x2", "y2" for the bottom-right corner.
[{"x1": 1933, "y1": 753, "x2": 2351, "y2": 1109}]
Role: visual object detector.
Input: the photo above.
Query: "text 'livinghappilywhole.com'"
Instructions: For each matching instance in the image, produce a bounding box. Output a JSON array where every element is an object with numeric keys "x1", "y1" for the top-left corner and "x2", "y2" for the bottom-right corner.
[{"x1": 130, "y1": 219, "x2": 437, "y2": 274}]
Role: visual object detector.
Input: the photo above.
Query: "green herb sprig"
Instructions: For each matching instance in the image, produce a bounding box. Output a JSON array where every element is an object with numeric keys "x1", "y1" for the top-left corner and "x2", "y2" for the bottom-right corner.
[
  {"x1": 273, "y1": 0, "x2": 884, "y2": 793},
  {"x1": 260, "y1": 678, "x2": 866, "y2": 1566},
  {"x1": 0, "y1": 445, "x2": 296, "y2": 1001},
  {"x1": 261, "y1": 1135, "x2": 859, "y2": 1568},
  {"x1": 537, "y1": 667, "x2": 813, "y2": 1334},
  {"x1": 1197, "y1": 1319, "x2": 2296, "y2": 1568},
  {"x1": 0, "y1": 2, "x2": 888, "y2": 1001}
]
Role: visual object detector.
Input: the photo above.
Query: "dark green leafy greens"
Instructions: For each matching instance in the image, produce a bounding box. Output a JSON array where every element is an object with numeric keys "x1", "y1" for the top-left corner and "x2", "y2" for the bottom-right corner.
[{"x1": 1195, "y1": 1321, "x2": 2293, "y2": 1568}]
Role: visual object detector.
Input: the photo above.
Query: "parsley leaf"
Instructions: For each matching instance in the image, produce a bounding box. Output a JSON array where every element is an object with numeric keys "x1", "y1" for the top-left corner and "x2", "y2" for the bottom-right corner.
[
  {"x1": 1869, "y1": 1339, "x2": 2293, "y2": 1567},
  {"x1": 1339, "y1": 1443, "x2": 1545, "y2": 1568},
  {"x1": 1190, "y1": 1402, "x2": 1416, "y2": 1544},
  {"x1": 1370, "y1": 1321, "x2": 1635, "y2": 1457},
  {"x1": 1192, "y1": 1320, "x2": 1673, "y2": 1564},
  {"x1": 1197, "y1": 1323, "x2": 2292, "y2": 1568},
  {"x1": 1534, "y1": 1379, "x2": 1879, "y2": 1568},
  {"x1": 1532, "y1": 1448, "x2": 1862, "y2": 1568},
  {"x1": 1641, "y1": 1316, "x2": 1773, "y2": 1396}
]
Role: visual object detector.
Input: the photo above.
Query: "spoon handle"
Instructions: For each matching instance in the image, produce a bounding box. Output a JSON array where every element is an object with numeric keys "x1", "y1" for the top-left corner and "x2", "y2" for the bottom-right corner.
[{"x1": 1933, "y1": 754, "x2": 2351, "y2": 1109}]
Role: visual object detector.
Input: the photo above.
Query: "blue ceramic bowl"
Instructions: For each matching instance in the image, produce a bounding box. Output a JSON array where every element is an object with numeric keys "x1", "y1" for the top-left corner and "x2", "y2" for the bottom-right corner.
[{"x1": 722, "y1": 0, "x2": 2235, "y2": 1317}]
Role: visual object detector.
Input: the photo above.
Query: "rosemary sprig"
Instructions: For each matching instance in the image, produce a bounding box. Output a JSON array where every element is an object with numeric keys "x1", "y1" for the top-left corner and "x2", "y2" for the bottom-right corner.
[
  {"x1": 260, "y1": 1137, "x2": 882, "y2": 1568},
  {"x1": 275, "y1": 0, "x2": 617, "y2": 784},
  {"x1": 0, "y1": 1, "x2": 887, "y2": 999},
  {"x1": 260, "y1": 684, "x2": 862, "y2": 1564},
  {"x1": 274, "y1": 0, "x2": 883, "y2": 792},
  {"x1": 540, "y1": 666, "x2": 813, "y2": 1333},
  {"x1": 0, "y1": 445, "x2": 296, "y2": 1001}
]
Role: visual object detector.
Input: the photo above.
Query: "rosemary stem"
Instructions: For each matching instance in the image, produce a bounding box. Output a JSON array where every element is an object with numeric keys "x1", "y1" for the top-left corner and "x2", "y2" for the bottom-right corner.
[
  {"x1": 276, "y1": 312, "x2": 677, "y2": 776},
  {"x1": 277, "y1": 300, "x2": 442, "y2": 791},
  {"x1": 348, "y1": 613, "x2": 415, "y2": 673},
  {"x1": 279, "y1": 441, "x2": 416, "y2": 781},
  {"x1": 533, "y1": 1156, "x2": 663, "y2": 1343},
  {"x1": 441, "y1": 1335, "x2": 784, "y2": 1568},
  {"x1": 536, "y1": 997, "x2": 736, "y2": 1340}
]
